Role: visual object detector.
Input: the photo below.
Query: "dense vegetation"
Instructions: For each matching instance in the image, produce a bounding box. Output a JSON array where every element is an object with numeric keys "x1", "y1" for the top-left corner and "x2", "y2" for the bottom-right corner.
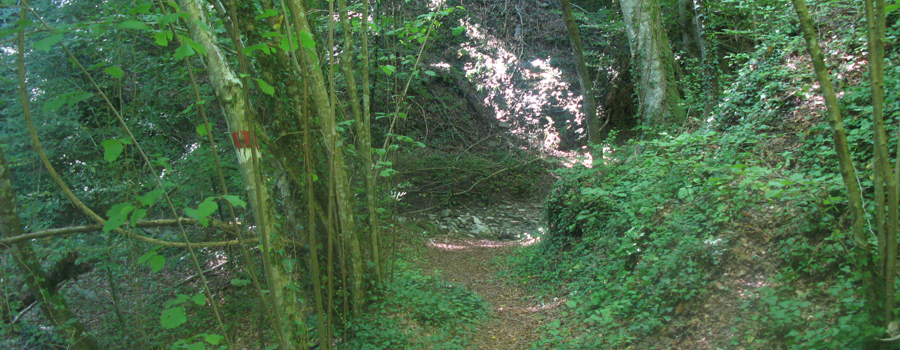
[{"x1": 1, "y1": 0, "x2": 898, "y2": 349}]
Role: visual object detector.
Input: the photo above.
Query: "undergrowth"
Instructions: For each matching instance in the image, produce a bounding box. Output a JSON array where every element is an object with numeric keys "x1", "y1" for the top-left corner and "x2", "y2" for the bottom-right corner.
[
  {"x1": 505, "y1": 0, "x2": 900, "y2": 348},
  {"x1": 339, "y1": 250, "x2": 488, "y2": 349}
]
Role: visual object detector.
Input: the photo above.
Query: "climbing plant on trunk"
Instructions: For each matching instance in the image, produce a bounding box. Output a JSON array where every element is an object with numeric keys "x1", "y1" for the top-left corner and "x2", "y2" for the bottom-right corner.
[{"x1": 619, "y1": 0, "x2": 686, "y2": 127}]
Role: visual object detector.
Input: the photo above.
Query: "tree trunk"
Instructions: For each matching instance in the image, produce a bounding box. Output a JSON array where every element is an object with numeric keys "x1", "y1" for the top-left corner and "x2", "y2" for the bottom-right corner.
[
  {"x1": 560, "y1": 0, "x2": 602, "y2": 149},
  {"x1": 286, "y1": 0, "x2": 366, "y2": 317},
  {"x1": 178, "y1": 0, "x2": 304, "y2": 348},
  {"x1": 619, "y1": 0, "x2": 686, "y2": 127}
]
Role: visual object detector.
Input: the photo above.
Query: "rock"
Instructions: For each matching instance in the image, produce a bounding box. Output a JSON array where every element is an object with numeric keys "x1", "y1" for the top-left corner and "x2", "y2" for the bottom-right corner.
[
  {"x1": 440, "y1": 209, "x2": 452, "y2": 218},
  {"x1": 472, "y1": 216, "x2": 483, "y2": 225}
]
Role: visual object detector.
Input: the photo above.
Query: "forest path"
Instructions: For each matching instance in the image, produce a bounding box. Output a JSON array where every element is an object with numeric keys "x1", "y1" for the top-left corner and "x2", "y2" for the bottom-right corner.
[{"x1": 419, "y1": 236, "x2": 563, "y2": 349}]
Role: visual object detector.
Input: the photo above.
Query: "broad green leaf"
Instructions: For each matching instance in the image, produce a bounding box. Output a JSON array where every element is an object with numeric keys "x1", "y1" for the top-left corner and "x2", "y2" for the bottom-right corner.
[
  {"x1": 566, "y1": 300, "x2": 577, "y2": 308},
  {"x1": 298, "y1": 30, "x2": 316, "y2": 49},
  {"x1": 254, "y1": 79, "x2": 275, "y2": 96},
  {"x1": 186, "y1": 342, "x2": 205, "y2": 350},
  {"x1": 160, "y1": 307, "x2": 186, "y2": 329},
  {"x1": 204, "y1": 334, "x2": 223, "y2": 345},
  {"x1": 137, "y1": 188, "x2": 164, "y2": 206},
  {"x1": 67, "y1": 92, "x2": 93, "y2": 106},
  {"x1": 137, "y1": 250, "x2": 156, "y2": 264},
  {"x1": 158, "y1": 13, "x2": 185, "y2": 26},
  {"x1": 130, "y1": 208, "x2": 147, "y2": 225},
  {"x1": 244, "y1": 43, "x2": 272, "y2": 56},
  {"x1": 191, "y1": 293, "x2": 206, "y2": 306},
  {"x1": 184, "y1": 197, "x2": 217, "y2": 227},
  {"x1": 165, "y1": 0, "x2": 181, "y2": 12},
  {"x1": 128, "y1": 3, "x2": 153, "y2": 15},
  {"x1": 101, "y1": 139, "x2": 124, "y2": 162},
  {"x1": 103, "y1": 203, "x2": 134, "y2": 233},
  {"x1": 255, "y1": 9, "x2": 280, "y2": 20},
  {"x1": 174, "y1": 43, "x2": 195, "y2": 60},
  {"x1": 424, "y1": 70, "x2": 436, "y2": 76},
  {"x1": 43, "y1": 97, "x2": 66, "y2": 113},
  {"x1": 149, "y1": 255, "x2": 165, "y2": 272},
  {"x1": 104, "y1": 66, "x2": 125, "y2": 78},
  {"x1": 222, "y1": 195, "x2": 246, "y2": 208},
  {"x1": 195, "y1": 124, "x2": 208, "y2": 137},
  {"x1": 888, "y1": 4, "x2": 900, "y2": 13},
  {"x1": 183, "y1": 37, "x2": 206, "y2": 56},
  {"x1": 167, "y1": 294, "x2": 191, "y2": 307},
  {"x1": 118, "y1": 20, "x2": 150, "y2": 30},
  {"x1": 197, "y1": 198, "x2": 218, "y2": 218},
  {"x1": 87, "y1": 61, "x2": 108, "y2": 70},
  {"x1": 153, "y1": 31, "x2": 172, "y2": 46},
  {"x1": 191, "y1": 19, "x2": 210, "y2": 33},
  {"x1": 381, "y1": 65, "x2": 396, "y2": 76},
  {"x1": 451, "y1": 26, "x2": 465, "y2": 36},
  {"x1": 34, "y1": 34, "x2": 63, "y2": 52}
]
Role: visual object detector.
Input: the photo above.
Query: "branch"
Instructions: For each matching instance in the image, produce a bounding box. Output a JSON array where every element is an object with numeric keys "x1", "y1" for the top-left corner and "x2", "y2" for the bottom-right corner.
[{"x1": 0, "y1": 218, "x2": 240, "y2": 247}]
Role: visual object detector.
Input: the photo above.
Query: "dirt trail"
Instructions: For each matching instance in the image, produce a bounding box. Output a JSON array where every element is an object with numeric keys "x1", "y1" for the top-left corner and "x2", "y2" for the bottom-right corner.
[{"x1": 420, "y1": 236, "x2": 562, "y2": 349}]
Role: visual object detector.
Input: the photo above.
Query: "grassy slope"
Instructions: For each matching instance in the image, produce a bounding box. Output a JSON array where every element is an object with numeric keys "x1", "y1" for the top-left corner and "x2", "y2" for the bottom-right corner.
[{"x1": 510, "y1": 1, "x2": 898, "y2": 349}]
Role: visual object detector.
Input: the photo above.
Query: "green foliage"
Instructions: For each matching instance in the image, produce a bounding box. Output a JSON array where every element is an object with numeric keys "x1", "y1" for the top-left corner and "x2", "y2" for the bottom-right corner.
[{"x1": 340, "y1": 268, "x2": 487, "y2": 349}]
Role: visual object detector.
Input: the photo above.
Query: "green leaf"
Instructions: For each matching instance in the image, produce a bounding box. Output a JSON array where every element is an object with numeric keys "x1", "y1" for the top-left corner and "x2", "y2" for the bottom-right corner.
[
  {"x1": 67, "y1": 92, "x2": 93, "y2": 106},
  {"x1": 191, "y1": 293, "x2": 206, "y2": 306},
  {"x1": 186, "y1": 342, "x2": 205, "y2": 350},
  {"x1": 43, "y1": 97, "x2": 66, "y2": 113},
  {"x1": 424, "y1": 70, "x2": 436, "y2": 76},
  {"x1": 128, "y1": 3, "x2": 153, "y2": 15},
  {"x1": 196, "y1": 124, "x2": 208, "y2": 137},
  {"x1": 160, "y1": 307, "x2": 186, "y2": 329},
  {"x1": 381, "y1": 65, "x2": 396, "y2": 76},
  {"x1": 254, "y1": 78, "x2": 275, "y2": 96},
  {"x1": 34, "y1": 34, "x2": 63, "y2": 52},
  {"x1": 182, "y1": 37, "x2": 206, "y2": 56},
  {"x1": 104, "y1": 203, "x2": 134, "y2": 233},
  {"x1": 104, "y1": 66, "x2": 125, "y2": 78},
  {"x1": 167, "y1": 294, "x2": 191, "y2": 307},
  {"x1": 158, "y1": 13, "x2": 185, "y2": 26},
  {"x1": 298, "y1": 30, "x2": 316, "y2": 49},
  {"x1": 452, "y1": 26, "x2": 465, "y2": 36},
  {"x1": 174, "y1": 43, "x2": 195, "y2": 60},
  {"x1": 204, "y1": 334, "x2": 223, "y2": 345},
  {"x1": 149, "y1": 255, "x2": 165, "y2": 272},
  {"x1": 101, "y1": 139, "x2": 125, "y2": 162},
  {"x1": 130, "y1": 208, "x2": 147, "y2": 225},
  {"x1": 222, "y1": 195, "x2": 247, "y2": 208},
  {"x1": 184, "y1": 197, "x2": 218, "y2": 227},
  {"x1": 137, "y1": 250, "x2": 157, "y2": 264},
  {"x1": 888, "y1": 4, "x2": 900, "y2": 13},
  {"x1": 566, "y1": 300, "x2": 577, "y2": 308},
  {"x1": 255, "y1": 9, "x2": 280, "y2": 20},
  {"x1": 118, "y1": 20, "x2": 150, "y2": 30},
  {"x1": 137, "y1": 188, "x2": 164, "y2": 206},
  {"x1": 153, "y1": 31, "x2": 172, "y2": 46}
]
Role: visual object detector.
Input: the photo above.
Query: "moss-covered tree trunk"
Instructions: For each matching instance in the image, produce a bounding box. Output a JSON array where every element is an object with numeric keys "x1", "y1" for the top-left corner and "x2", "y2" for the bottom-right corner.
[
  {"x1": 560, "y1": 0, "x2": 602, "y2": 149},
  {"x1": 619, "y1": 0, "x2": 685, "y2": 127},
  {"x1": 178, "y1": 0, "x2": 305, "y2": 348},
  {"x1": 286, "y1": 0, "x2": 366, "y2": 317}
]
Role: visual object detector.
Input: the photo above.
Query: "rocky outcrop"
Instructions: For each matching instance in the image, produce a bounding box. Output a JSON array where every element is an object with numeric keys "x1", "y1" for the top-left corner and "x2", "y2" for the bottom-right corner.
[{"x1": 400, "y1": 202, "x2": 545, "y2": 240}]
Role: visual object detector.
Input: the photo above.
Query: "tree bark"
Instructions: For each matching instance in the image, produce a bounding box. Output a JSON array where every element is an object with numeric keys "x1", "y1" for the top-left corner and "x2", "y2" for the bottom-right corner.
[
  {"x1": 619, "y1": 0, "x2": 685, "y2": 127},
  {"x1": 790, "y1": 0, "x2": 877, "y2": 330},
  {"x1": 178, "y1": 0, "x2": 304, "y2": 348},
  {"x1": 560, "y1": 0, "x2": 602, "y2": 149}
]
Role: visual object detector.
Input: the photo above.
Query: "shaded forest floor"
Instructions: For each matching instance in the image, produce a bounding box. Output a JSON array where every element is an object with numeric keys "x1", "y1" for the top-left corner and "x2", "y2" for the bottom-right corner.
[{"x1": 418, "y1": 234, "x2": 562, "y2": 349}]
